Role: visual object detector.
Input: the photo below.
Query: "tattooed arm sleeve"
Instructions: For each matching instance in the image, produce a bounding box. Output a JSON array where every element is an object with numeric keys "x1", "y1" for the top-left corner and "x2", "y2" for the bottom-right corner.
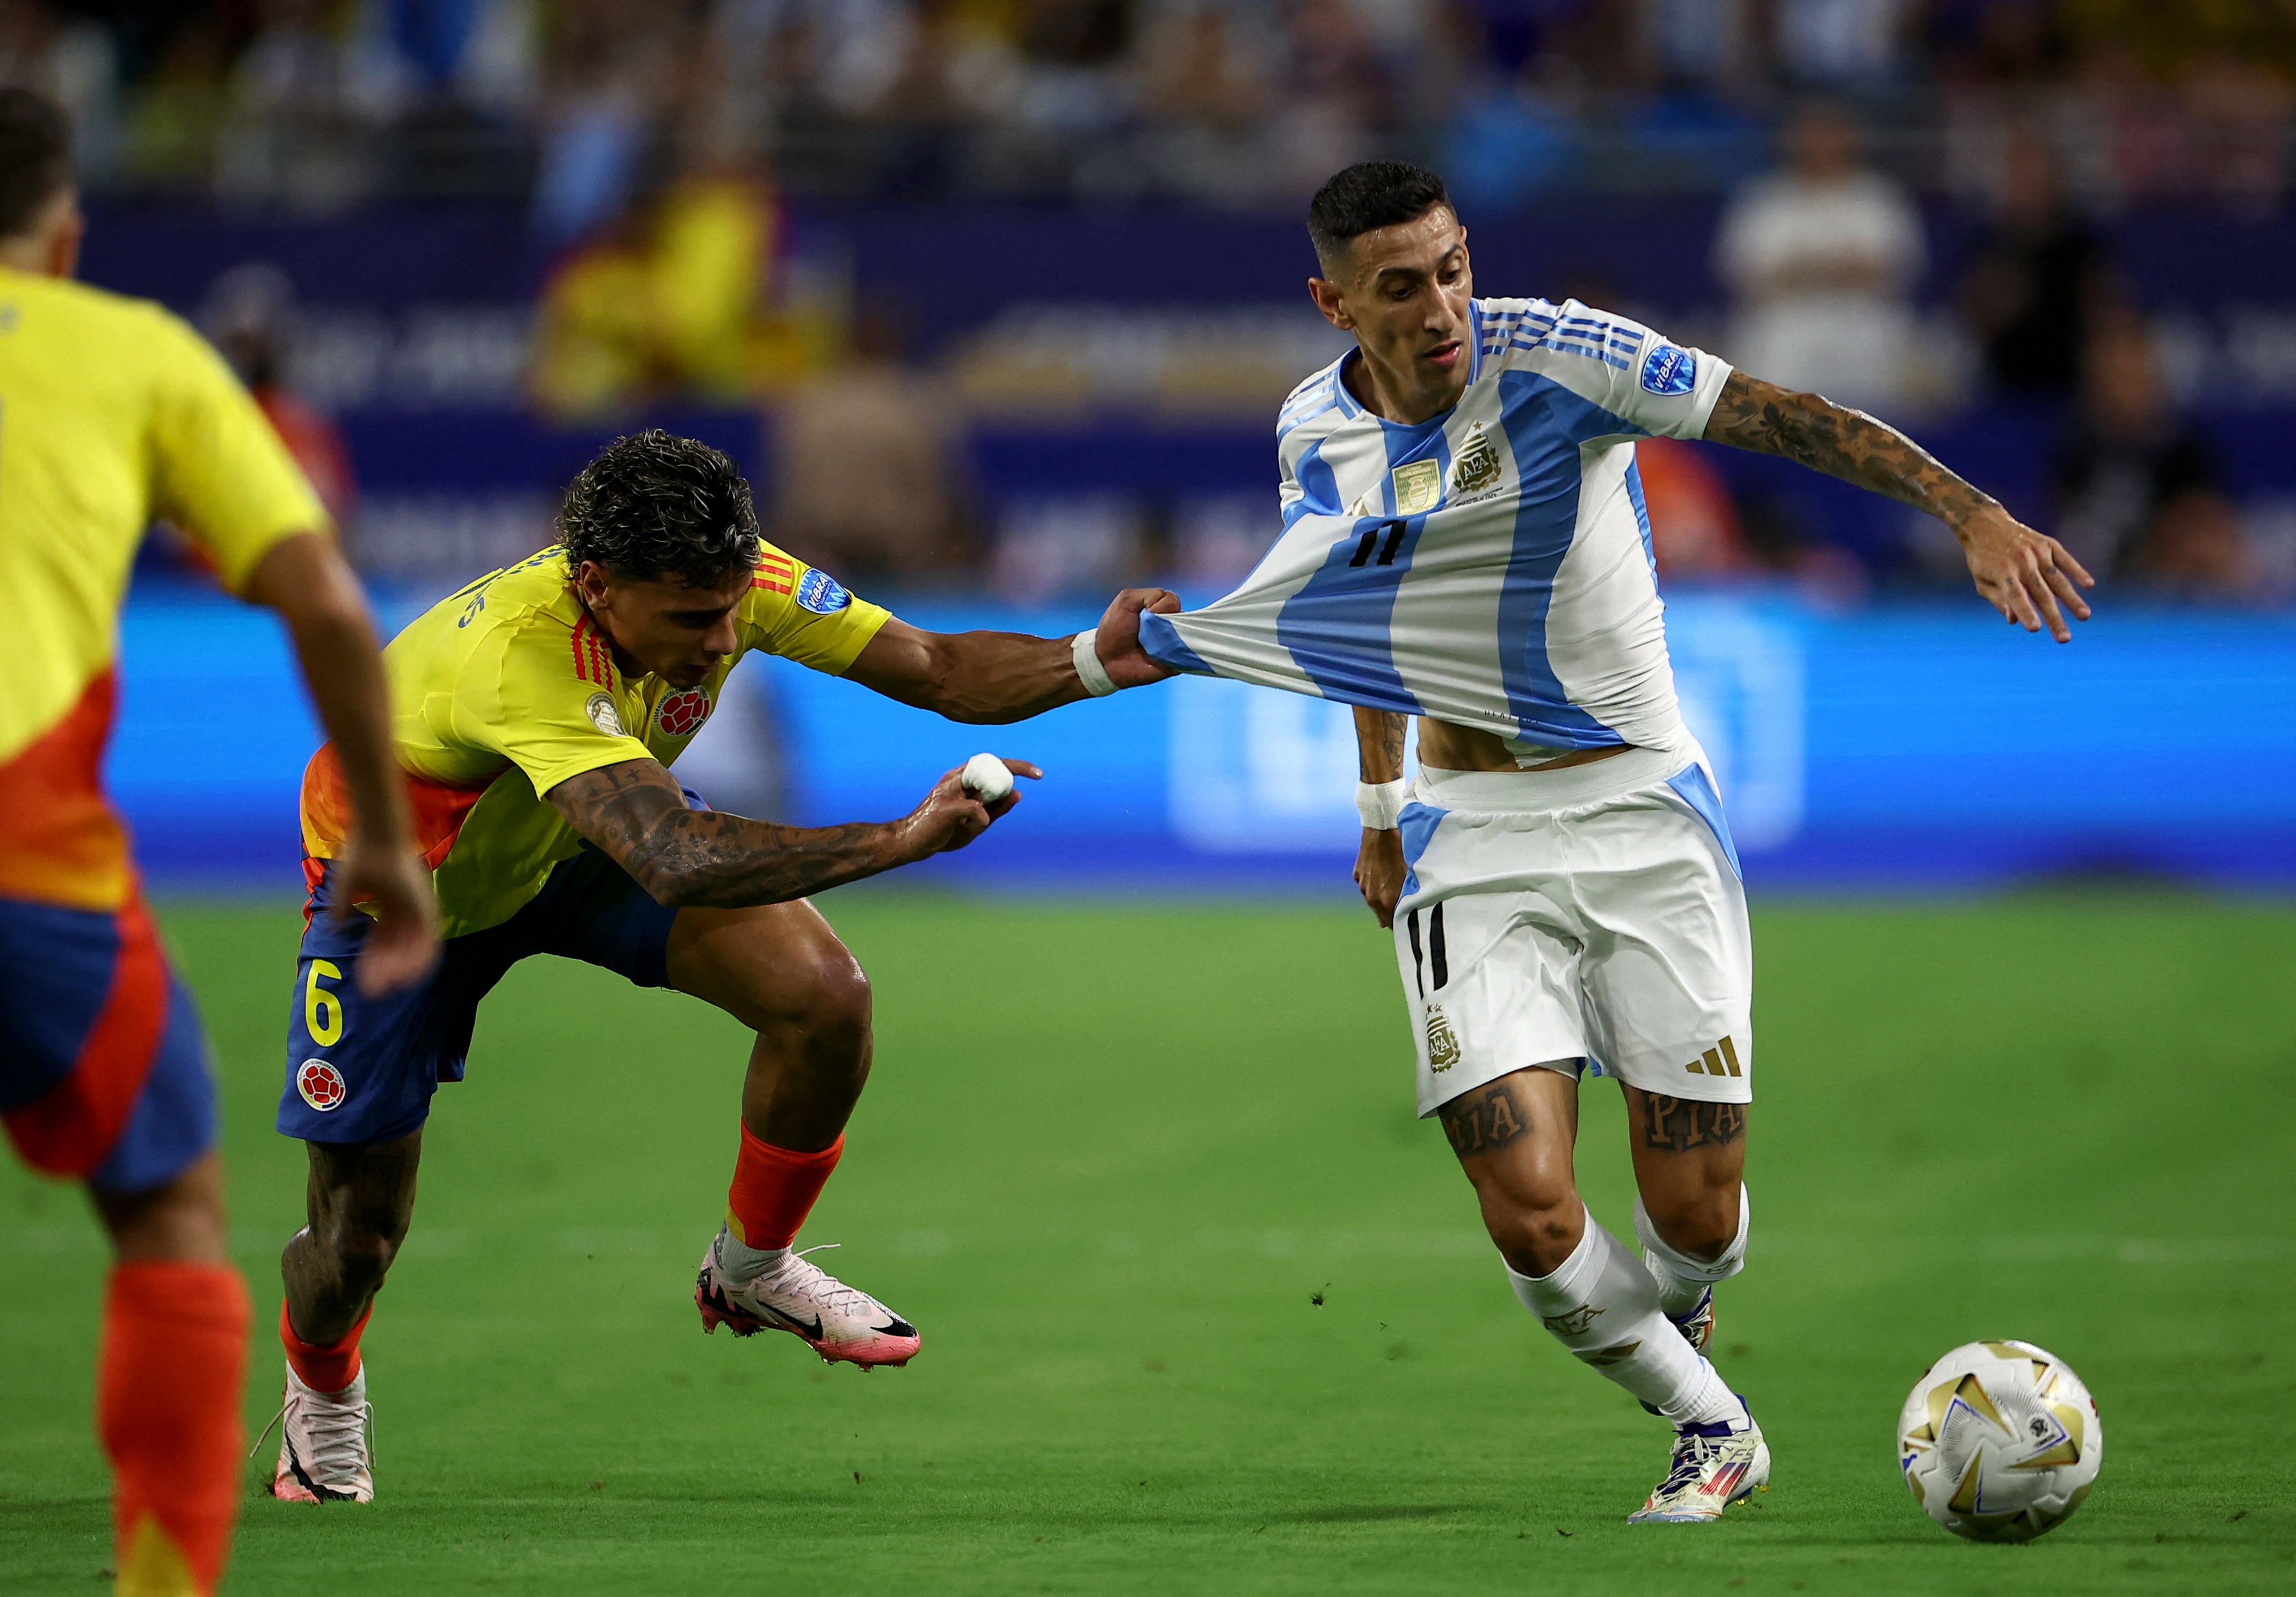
[
  {"x1": 1703, "y1": 369, "x2": 2095, "y2": 641},
  {"x1": 1701, "y1": 369, "x2": 1997, "y2": 528},
  {"x1": 548, "y1": 759, "x2": 916, "y2": 909},
  {"x1": 1356, "y1": 707, "x2": 1408, "y2": 783}
]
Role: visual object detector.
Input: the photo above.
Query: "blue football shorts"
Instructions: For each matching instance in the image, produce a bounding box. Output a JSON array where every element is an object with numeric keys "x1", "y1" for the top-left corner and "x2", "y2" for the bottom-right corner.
[
  {"x1": 276, "y1": 793, "x2": 705, "y2": 1147},
  {"x1": 1, "y1": 889, "x2": 218, "y2": 1194}
]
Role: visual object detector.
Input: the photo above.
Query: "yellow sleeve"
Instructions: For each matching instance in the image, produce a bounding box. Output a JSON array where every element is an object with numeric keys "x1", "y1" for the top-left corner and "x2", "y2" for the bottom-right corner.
[
  {"x1": 144, "y1": 310, "x2": 331, "y2": 591},
  {"x1": 739, "y1": 543, "x2": 892, "y2": 673},
  {"x1": 476, "y1": 616, "x2": 657, "y2": 798}
]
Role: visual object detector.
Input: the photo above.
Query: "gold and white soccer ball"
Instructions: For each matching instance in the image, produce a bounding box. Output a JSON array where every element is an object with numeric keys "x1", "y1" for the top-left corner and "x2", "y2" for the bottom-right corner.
[{"x1": 1898, "y1": 1339, "x2": 2102, "y2": 1542}]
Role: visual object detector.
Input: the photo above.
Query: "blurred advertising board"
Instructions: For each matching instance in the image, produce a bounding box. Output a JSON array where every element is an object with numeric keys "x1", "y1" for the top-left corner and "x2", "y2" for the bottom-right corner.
[{"x1": 114, "y1": 590, "x2": 2296, "y2": 895}]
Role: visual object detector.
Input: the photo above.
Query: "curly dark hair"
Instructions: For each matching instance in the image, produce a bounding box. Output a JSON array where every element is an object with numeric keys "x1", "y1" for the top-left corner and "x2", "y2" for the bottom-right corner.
[
  {"x1": 1307, "y1": 161, "x2": 1454, "y2": 274},
  {"x1": 557, "y1": 430, "x2": 762, "y2": 586}
]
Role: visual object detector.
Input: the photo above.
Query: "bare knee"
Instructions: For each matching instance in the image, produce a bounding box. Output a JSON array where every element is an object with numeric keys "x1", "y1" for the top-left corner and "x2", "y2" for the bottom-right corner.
[
  {"x1": 312, "y1": 1210, "x2": 405, "y2": 1288},
  {"x1": 1438, "y1": 1071, "x2": 1583, "y2": 1276},
  {"x1": 296, "y1": 1135, "x2": 420, "y2": 1297},
  {"x1": 1642, "y1": 1184, "x2": 1740, "y2": 1262},
  {"x1": 764, "y1": 945, "x2": 871, "y2": 1092},
  {"x1": 90, "y1": 1150, "x2": 229, "y2": 1264},
  {"x1": 1475, "y1": 1177, "x2": 1585, "y2": 1278},
  {"x1": 794, "y1": 947, "x2": 871, "y2": 1044}
]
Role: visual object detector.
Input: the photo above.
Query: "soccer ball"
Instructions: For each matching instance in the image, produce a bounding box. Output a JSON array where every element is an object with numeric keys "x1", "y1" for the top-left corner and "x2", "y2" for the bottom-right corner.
[{"x1": 1897, "y1": 1339, "x2": 2101, "y2": 1542}]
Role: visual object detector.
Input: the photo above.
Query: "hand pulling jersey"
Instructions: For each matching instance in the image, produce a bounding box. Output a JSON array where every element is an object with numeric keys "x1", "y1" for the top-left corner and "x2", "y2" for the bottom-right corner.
[
  {"x1": 1140, "y1": 297, "x2": 1732, "y2": 758},
  {"x1": 299, "y1": 546, "x2": 890, "y2": 940}
]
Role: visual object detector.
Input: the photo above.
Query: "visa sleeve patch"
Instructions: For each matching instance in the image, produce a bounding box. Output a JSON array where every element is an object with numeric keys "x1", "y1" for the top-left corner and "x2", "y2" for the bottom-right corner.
[
  {"x1": 796, "y1": 569, "x2": 853, "y2": 614},
  {"x1": 1640, "y1": 344, "x2": 1697, "y2": 397}
]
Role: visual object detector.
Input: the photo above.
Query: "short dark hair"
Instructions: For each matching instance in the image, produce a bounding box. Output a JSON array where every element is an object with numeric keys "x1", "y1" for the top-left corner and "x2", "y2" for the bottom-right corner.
[
  {"x1": 1307, "y1": 162, "x2": 1454, "y2": 273},
  {"x1": 558, "y1": 430, "x2": 762, "y2": 587},
  {"x1": 0, "y1": 87, "x2": 72, "y2": 238}
]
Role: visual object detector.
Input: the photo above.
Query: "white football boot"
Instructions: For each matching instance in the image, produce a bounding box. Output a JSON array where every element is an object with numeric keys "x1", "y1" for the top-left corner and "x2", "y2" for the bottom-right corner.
[
  {"x1": 1627, "y1": 1406, "x2": 1769, "y2": 1523},
  {"x1": 694, "y1": 1234, "x2": 921, "y2": 1368},
  {"x1": 258, "y1": 1366, "x2": 374, "y2": 1503}
]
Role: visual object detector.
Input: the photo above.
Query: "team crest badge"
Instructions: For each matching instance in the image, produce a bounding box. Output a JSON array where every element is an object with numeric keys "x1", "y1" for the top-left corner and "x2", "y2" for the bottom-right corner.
[
  {"x1": 656, "y1": 687, "x2": 713, "y2": 738},
  {"x1": 1541, "y1": 1304, "x2": 1606, "y2": 1337},
  {"x1": 1426, "y1": 1005, "x2": 1462, "y2": 1072},
  {"x1": 1449, "y1": 425, "x2": 1501, "y2": 496},
  {"x1": 585, "y1": 693, "x2": 625, "y2": 737},
  {"x1": 796, "y1": 569, "x2": 853, "y2": 614},
  {"x1": 297, "y1": 1059, "x2": 348, "y2": 1112}
]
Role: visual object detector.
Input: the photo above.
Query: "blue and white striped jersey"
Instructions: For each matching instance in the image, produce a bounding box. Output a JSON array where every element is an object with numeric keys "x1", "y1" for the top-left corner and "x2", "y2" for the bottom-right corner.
[{"x1": 1140, "y1": 297, "x2": 1731, "y2": 754}]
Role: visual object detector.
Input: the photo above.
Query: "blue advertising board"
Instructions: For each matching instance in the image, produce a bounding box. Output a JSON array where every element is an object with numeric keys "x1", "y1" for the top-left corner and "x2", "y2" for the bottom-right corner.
[{"x1": 107, "y1": 589, "x2": 2296, "y2": 896}]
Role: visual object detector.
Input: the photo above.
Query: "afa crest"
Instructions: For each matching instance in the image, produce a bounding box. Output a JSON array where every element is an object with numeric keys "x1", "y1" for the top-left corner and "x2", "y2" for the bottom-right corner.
[
  {"x1": 1449, "y1": 425, "x2": 1501, "y2": 496},
  {"x1": 656, "y1": 687, "x2": 713, "y2": 738},
  {"x1": 1426, "y1": 1004, "x2": 1462, "y2": 1072},
  {"x1": 1541, "y1": 1304, "x2": 1607, "y2": 1337}
]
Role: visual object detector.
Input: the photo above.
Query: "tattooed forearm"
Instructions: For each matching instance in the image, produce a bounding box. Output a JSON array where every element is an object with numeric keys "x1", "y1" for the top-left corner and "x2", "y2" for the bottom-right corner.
[
  {"x1": 1635, "y1": 1093, "x2": 1748, "y2": 1154},
  {"x1": 1703, "y1": 371, "x2": 1996, "y2": 529},
  {"x1": 1441, "y1": 1078, "x2": 1535, "y2": 1160},
  {"x1": 1356, "y1": 707, "x2": 1409, "y2": 782},
  {"x1": 550, "y1": 760, "x2": 908, "y2": 908}
]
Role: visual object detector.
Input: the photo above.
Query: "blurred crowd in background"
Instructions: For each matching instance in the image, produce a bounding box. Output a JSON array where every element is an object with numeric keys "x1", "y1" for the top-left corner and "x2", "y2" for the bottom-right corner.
[
  {"x1": 20, "y1": 0, "x2": 2292, "y2": 604},
  {"x1": 21, "y1": 1, "x2": 2296, "y2": 213}
]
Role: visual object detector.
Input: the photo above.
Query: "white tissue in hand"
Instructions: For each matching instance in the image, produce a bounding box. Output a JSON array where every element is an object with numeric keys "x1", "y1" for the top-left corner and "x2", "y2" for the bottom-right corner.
[{"x1": 961, "y1": 753, "x2": 1014, "y2": 802}]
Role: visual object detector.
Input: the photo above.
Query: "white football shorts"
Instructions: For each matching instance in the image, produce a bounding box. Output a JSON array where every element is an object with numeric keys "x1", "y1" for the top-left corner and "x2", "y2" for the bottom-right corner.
[{"x1": 1391, "y1": 743, "x2": 1752, "y2": 1117}]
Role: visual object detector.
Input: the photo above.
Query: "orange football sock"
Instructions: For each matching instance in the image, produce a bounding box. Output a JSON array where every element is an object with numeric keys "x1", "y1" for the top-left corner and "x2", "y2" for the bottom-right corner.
[
  {"x1": 726, "y1": 1127, "x2": 844, "y2": 1248},
  {"x1": 98, "y1": 1262, "x2": 251, "y2": 1597},
  {"x1": 279, "y1": 1300, "x2": 369, "y2": 1395}
]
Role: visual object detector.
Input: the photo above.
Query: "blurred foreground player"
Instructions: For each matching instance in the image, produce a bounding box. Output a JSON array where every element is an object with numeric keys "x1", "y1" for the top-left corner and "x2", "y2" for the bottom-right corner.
[
  {"x1": 1140, "y1": 162, "x2": 2094, "y2": 1524},
  {"x1": 267, "y1": 430, "x2": 1176, "y2": 1502},
  {"x1": 0, "y1": 89, "x2": 436, "y2": 1595}
]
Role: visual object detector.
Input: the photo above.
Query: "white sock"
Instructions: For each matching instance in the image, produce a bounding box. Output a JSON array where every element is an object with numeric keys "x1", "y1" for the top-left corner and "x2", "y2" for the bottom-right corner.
[
  {"x1": 713, "y1": 1226, "x2": 789, "y2": 1286},
  {"x1": 1634, "y1": 1185, "x2": 1750, "y2": 1317},
  {"x1": 1508, "y1": 1208, "x2": 1743, "y2": 1429}
]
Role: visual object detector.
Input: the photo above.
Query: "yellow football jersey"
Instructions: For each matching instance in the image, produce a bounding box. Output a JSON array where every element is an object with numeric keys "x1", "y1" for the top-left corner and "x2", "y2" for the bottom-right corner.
[
  {"x1": 0, "y1": 266, "x2": 329, "y2": 909},
  {"x1": 300, "y1": 543, "x2": 890, "y2": 939}
]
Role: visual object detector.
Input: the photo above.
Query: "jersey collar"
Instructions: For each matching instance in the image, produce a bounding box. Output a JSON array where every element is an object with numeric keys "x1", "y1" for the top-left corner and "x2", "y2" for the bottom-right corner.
[{"x1": 1334, "y1": 303, "x2": 1484, "y2": 432}]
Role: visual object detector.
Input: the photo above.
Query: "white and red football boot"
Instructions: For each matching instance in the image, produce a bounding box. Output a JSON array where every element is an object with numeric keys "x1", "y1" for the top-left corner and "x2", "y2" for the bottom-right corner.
[
  {"x1": 259, "y1": 1364, "x2": 374, "y2": 1503},
  {"x1": 695, "y1": 1233, "x2": 920, "y2": 1368},
  {"x1": 1627, "y1": 1405, "x2": 1769, "y2": 1523}
]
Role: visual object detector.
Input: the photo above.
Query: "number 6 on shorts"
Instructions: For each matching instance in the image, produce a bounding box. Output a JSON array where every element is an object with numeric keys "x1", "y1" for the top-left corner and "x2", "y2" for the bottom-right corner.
[{"x1": 304, "y1": 959, "x2": 344, "y2": 1047}]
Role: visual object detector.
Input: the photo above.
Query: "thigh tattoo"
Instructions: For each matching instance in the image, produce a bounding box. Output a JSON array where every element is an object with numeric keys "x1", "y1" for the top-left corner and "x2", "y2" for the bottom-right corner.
[
  {"x1": 1440, "y1": 1079, "x2": 1534, "y2": 1160},
  {"x1": 1637, "y1": 1093, "x2": 1747, "y2": 1153}
]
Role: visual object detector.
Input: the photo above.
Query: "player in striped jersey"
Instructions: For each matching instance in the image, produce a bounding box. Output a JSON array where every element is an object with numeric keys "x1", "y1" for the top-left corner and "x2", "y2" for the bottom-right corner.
[{"x1": 1140, "y1": 162, "x2": 2092, "y2": 1523}]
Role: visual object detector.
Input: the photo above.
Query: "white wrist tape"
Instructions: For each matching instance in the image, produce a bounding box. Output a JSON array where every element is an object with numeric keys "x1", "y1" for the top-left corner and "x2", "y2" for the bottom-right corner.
[
  {"x1": 1071, "y1": 630, "x2": 1117, "y2": 697},
  {"x1": 1356, "y1": 778, "x2": 1408, "y2": 831}
]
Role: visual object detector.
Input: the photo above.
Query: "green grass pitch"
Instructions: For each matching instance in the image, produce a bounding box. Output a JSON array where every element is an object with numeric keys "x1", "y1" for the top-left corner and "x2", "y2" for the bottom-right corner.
[{"x1": 3, "y1": 891, "x2": 2292, "y2": 1595}]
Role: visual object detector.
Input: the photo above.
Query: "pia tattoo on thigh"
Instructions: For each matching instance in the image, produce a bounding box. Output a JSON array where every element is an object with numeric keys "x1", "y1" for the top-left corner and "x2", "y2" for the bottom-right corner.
[
  {"x1": 1638, "y1": 1093, "x2": 1748, "y2": 1153},
  {"x1": 1441, "y1": 1080, "x2": 1533, "y2": 1160}
]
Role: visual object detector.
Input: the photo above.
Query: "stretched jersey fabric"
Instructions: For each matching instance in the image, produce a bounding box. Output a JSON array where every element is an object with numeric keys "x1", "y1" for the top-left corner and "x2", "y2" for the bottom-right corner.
[
  {"x1": 0, "y1": 267, "x2": 328, "y2": 911},
  {"x1": 1140, "y1": 297, "x2": 1731, "y2": 755},
  {"x1": 299, "y1": 545, "x2": 889, "y2": 940}
]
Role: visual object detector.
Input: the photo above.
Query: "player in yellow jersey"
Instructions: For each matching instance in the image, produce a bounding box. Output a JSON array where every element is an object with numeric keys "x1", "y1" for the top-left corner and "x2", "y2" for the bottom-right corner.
[
  {"x1": 0, "y1": 89, "x2": 437, "y2": 1596},
  {"x1": 263, "y1": 426, "x2": 1180, "y2": 1500}
]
